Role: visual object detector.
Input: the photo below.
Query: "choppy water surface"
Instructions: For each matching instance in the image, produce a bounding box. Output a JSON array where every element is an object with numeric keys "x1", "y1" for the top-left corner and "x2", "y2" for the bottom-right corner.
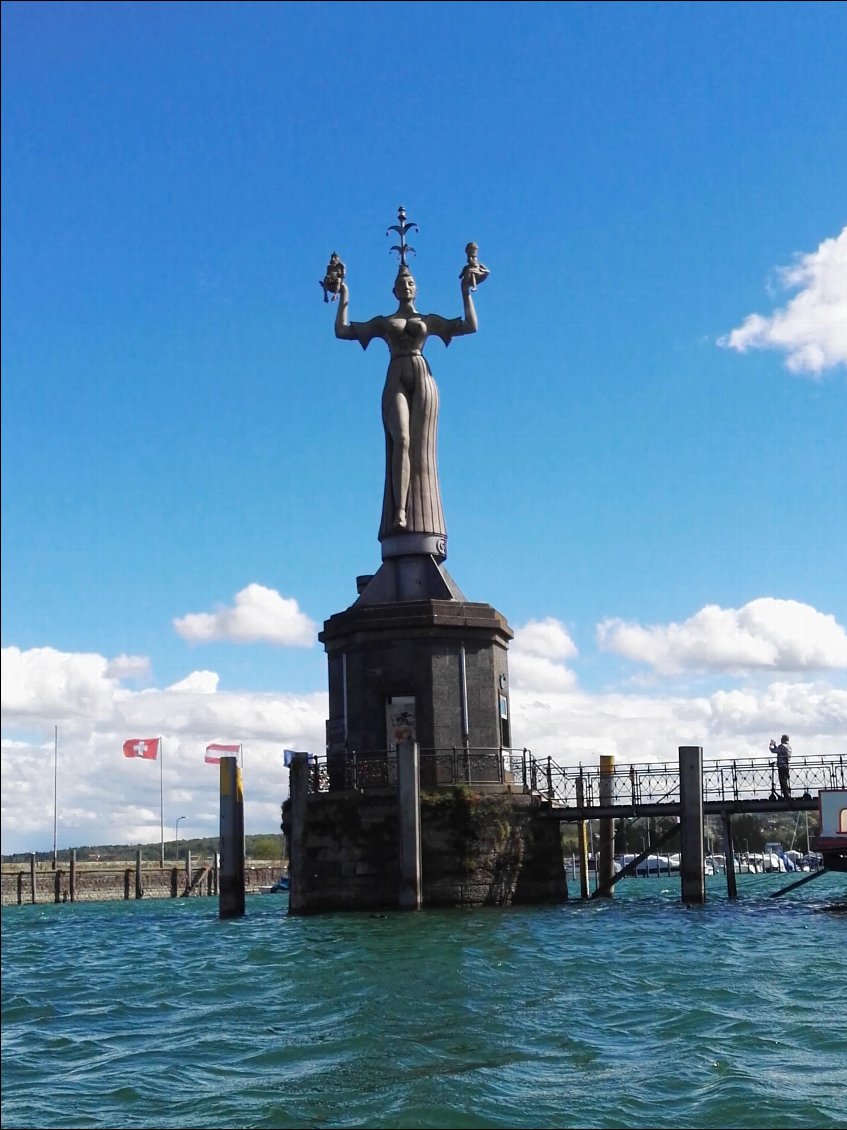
[{"x1": 2, "y1": 873, "x2": 846, "y2": 1129}]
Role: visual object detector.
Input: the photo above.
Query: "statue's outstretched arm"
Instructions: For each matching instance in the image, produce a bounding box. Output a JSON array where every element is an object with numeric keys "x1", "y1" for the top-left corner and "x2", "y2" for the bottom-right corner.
[
  {"x1": 455, "y1": 274, "x2": 479, "y2": 336},
  {"x1": 335, "y1": 282, "x2": 357, "y2": 341}
]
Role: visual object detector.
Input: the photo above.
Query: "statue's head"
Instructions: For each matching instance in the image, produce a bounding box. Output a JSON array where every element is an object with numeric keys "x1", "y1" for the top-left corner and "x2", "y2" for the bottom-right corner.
[{"x1": 393, "y1": 265, "x2": 417, "y2": 301}]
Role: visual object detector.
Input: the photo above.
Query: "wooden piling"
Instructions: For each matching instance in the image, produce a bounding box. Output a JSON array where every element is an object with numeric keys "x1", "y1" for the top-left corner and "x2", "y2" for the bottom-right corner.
[
  {"x1": 598, "y1": 755, "x2": 615, "y2": 898},
  {"x1": 30, "y1": 853, "x2": 36, "y2": 904},
  {"x1": 287, "y1": 751, "x2": 309, "y2": 914},
  {"x1": 219, "y1": 755, "x2": 245, "y2": 919},
  {"x1": 679, "y1": 746, "x2": 705, "y2": 905},
  {"x1": 721, "y1": 812, "x2": 737, "y2": 900},
  {"x1": 576, "y1": 772, "x2": 590, "y2": 900},
  {"x1": 70, "y1": 850, "x2": 77, "y2": 902}
]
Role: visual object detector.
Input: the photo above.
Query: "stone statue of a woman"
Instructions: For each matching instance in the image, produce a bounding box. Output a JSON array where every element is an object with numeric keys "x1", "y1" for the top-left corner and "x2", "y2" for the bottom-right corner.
[{"x1": 334, "y1": 250, "x2": 483, "y2": 549}]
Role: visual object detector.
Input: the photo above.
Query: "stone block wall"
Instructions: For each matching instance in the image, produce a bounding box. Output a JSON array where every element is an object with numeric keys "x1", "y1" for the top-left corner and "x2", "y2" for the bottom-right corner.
[
  {"x1": 292, "y1": 787, "x2": 567, "y2": 913},
  {"x1": 421, "y1": 789, "x2": 568, "y2": 907}
]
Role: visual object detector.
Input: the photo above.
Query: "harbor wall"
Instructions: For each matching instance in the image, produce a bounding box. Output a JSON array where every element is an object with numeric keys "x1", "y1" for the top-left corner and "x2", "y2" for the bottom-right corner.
[{"x1": 1, "y1": 861, "x2": 283, "y2": 907}]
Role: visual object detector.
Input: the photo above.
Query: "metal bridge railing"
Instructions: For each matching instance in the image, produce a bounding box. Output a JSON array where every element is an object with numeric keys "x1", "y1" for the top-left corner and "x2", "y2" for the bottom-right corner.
[
  {"x1": 308, "y1": 747, "x2": 515, "y2": 794},
  {"x1": 306, "y1": 747, "x2": 845, "y2": 809},
  {"x1": 518, "y1": 755, "x2": 845, "y2": 809}
]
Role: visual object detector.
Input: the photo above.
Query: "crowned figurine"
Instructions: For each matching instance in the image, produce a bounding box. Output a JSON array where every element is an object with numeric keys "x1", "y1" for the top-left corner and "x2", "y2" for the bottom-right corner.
[
  {"x1": 319, "y1": 251, "x2": 346, "y2": 303},
  {"x1": 459, "y1": 242, "x2": 489, "y2": 291}
]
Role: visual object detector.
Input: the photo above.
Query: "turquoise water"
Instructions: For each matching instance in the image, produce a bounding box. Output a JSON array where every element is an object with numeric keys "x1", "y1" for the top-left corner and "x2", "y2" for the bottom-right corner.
[{"x1": 2, "y1": 874, "x2": 845, "y2": 1129}]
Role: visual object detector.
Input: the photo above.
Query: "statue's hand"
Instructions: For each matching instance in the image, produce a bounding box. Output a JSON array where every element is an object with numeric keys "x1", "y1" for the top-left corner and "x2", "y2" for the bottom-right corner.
[{"x1": 461, "y1": 265, "x2": 489, "y2": 296}]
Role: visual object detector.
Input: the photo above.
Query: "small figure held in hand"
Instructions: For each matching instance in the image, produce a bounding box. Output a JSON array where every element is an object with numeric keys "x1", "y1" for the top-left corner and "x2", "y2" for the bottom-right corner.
[
  {"x1": 769, "y1": 734, "x2": 792, "y2": 799},
  {"x1": 459, "y1": 241, "x2": 489, "y2": 292},
  {"x1": 320, "y1": 251, "x2": 346, "y2": 303}
]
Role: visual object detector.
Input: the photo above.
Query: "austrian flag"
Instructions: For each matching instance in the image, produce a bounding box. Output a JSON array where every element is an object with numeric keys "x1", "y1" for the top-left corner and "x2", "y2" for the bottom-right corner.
[
  {"x1": 205, "y1": 742, "x2": 241, "y2": 764},
  {"x1": 122, "y1": 738, "x2": 160, "y2": 760}
]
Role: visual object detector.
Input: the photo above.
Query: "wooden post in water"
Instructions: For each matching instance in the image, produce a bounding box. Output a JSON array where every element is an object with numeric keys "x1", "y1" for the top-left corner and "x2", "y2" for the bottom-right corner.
[
  {"x1": 397, "y1": 740, "x2": 422, "y2": 909},
  {"x1": 17, "y1": 871, "x2": 24, "y2": 906},
  {"x1": 287, "y1": 751, "x2": 310, "y2": 915},
  {"x1": 135, "y1": 850, "x2": 143, "y2": 899},
  {"x1": 576, "y1": 772, "x2": 590, "y2": 900},
  {"x1": 219, "y1": 755, "x2": 245, "y2": 919},
  {"x1": 721, "y1": 812, "x2": 737, "y2": 900},
  {"x1": 69, "y1": 850, "x2": 76, "y2": 902},
  {"x1": 678, "y1": 746, "x2": 705, "y2": 905},
  {"x1": 598, "y1": 755, "x2": 615, "y2": 898},
  {"x1": 30, "y1": 853, "x2": 36, "y2": 904}
]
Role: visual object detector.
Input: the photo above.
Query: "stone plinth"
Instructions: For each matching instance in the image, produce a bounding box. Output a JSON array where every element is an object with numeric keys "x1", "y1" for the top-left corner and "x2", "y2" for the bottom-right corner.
[
  {"x1": 285, "y1": 788, "x2": 568, "y2": 914},
  {"x1": 319, "y1": 589, "x2": 514, "y2": 778},
  {"x1": 299, "y1": 551, "x2": 557, "y2": 913}
]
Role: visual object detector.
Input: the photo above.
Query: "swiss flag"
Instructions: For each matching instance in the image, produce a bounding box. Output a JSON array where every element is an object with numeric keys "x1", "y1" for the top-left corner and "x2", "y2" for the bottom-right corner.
[{"x1": 122, "y1": 738, "x2": 160, "y2": 760}]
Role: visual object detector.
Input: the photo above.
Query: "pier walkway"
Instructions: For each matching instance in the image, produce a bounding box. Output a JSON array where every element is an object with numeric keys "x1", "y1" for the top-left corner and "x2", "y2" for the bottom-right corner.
[
  {"x1": 310, "y1": 747, "x2": 844, "y2": 822},
  {"x1": 509, "y1": 751, "x2": 845, "y2": 822}
]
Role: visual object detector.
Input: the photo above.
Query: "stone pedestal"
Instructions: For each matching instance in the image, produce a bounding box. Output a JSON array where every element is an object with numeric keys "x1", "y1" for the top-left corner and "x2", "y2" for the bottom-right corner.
[
  {"x1": 289, "y1": 551, "x2": 567, "y2": 914},
  {"x1": 319, "y1": 559, "x2": 514, "y2": 788}
]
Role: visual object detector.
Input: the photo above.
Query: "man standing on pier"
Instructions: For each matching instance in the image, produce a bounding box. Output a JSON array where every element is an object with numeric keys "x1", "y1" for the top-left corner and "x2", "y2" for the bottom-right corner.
[{"x1": 769, "y1": 735, "x2": 792, "y2": 799}]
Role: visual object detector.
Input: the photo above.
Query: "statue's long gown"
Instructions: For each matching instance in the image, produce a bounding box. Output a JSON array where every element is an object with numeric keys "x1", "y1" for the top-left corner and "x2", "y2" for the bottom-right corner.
[{"x1": 351, "y1": 313, "x2": 461, "y2": 543}]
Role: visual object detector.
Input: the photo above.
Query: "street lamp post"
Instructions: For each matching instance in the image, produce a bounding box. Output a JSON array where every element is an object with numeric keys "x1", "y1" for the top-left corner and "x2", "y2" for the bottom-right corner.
[{"x1": 175, "y1": 815, "x2": 187, "y2": 856}]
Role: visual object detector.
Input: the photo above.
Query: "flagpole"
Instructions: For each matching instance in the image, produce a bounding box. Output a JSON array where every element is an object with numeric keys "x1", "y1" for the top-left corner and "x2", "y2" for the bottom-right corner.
[
  {"x1": 159, "y1": 736, "x2": 164, "y2": 867},
  {"x1": 52, "y1": 724, "x2": 58, "y2": 868}
]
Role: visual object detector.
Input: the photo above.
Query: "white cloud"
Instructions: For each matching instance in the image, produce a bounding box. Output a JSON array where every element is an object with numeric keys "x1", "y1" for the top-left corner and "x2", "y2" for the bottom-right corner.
[
  {"x1": 511, "y1": 678, "x2": 847, "y2": 766},
  {"x1": 1, "y1": 645, "x2": 328, "y2": 855},
  {"x1": 167, "y1": 671, "x2": 219, "y2": 694},
  {"x1": 105, "y1": 654, "x2": 151, "y2": 682},
  {"x1": 707, "y1": 681, "x2": 847, "y2": 737},
  {"x1": 718, "y1": 227, "x2": 847, "y2": 376},
  {"x1": 597, "y1": 598, "x2": 847, "y2": 675},
  {"x1": 510, "y1": 618, "x2": 579, "y2": 692},
  {"x1": 1, "y1": 646, "x2": 124, "y2": 724},
  {"x1": 173, "y1": 583, "x2": 317, "y2": 646},
  {"x1": 513, "y1": 617, "x2": 579, "y2": 661},
  {"x1": 510, "y1": 652, "x2": 577, "y2": 693}
]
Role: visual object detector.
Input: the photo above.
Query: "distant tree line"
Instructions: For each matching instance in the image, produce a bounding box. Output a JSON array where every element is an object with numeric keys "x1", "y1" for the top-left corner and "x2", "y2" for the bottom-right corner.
[{"x1": 2, "y1": 833, "x2": 287, "y2": 866}]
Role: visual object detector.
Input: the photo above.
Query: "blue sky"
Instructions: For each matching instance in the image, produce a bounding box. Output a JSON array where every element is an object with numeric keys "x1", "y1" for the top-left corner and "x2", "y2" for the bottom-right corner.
[{"x1": 2, "y1": 0, "x2": 845, "y2": 855}]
